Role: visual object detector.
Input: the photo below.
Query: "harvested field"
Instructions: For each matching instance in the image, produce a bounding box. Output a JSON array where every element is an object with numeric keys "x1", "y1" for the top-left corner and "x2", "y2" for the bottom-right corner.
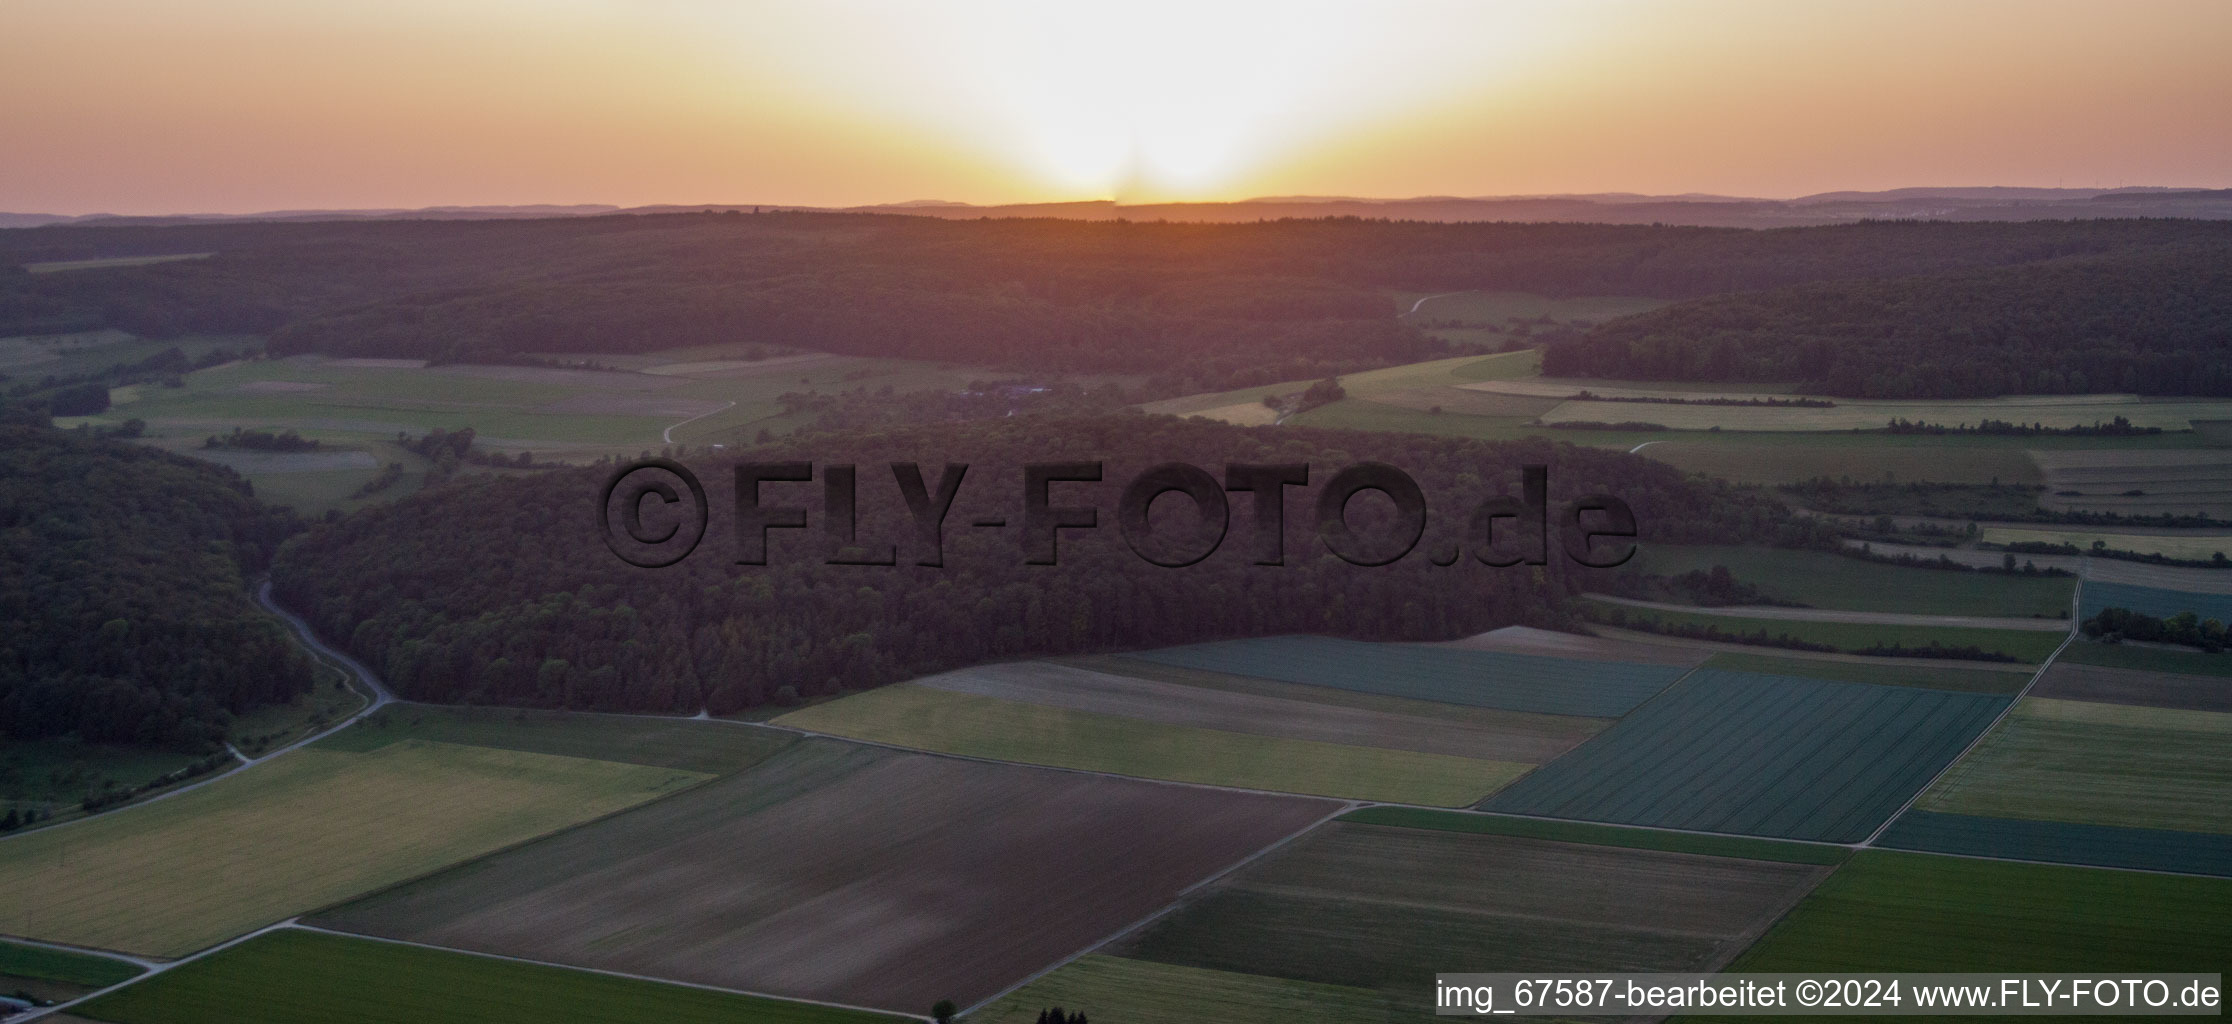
[
  {"x1": 1434, "y1": 625, "x2": 1708, "y2": 666},
  {"x1": 1724, "y1": 851, "x2": 2232, "y2": 973},
  {"x1": 774, "y1": 683, "x2": 1531, "y2": 805},
  {"x1": 914, "y1": 661, "x2": 1602, "y2": 761},
  {"x1": 2032, "y1": 448, "x2": 2232, "y2": 518},
  {"x1": 1131, "y1": 636, "x2": 1690, "y2": 717},
  {"x1": 1114, "y1": 821, "x2": 1831, "y2": 997},
  {"x1": 74, "y1": 928, "x2": 902, "y2": 1024},
  {"x1": 1915, "y1": 697, "x2": 2232, "y2": 834},
  {"x1": 1629, "y1": 544, "x2": 2077, "y2": 618},
  {"x1": 2059, "y1": 640, "x2": 2232, "y2": 677},
  {"x1": 968, "y1": 955, "x2": 1400, "y2": 1024},
  {"x1": 1484, "y1": 670, "x2": 2009, "y2": 842},
  {"x1": 2033, "y1": 661, "x2": 2232, "y2": 712},
  {"x1": 1880, "y1": 810, "x2": 2232, "y2": 877},
  {"x1": 1700, "y1": 651, "x2": 2029, "y2": 694},
  {"x1": 0, "y1": 740, "x2": 703, "y2": 957},
  {"x1": 312, "y1": 740, "x2": 1336, "y2": 1014},
  {"x1": 2079, "y1": 579, "x2": 2232, "y2": 622},
  {"x1": 1587, "y1": 594, "x2": 2067, "y2": 632}
]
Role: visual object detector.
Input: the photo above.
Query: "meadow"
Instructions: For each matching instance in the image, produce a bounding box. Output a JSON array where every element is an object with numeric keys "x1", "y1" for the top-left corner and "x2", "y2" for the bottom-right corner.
[
  {"x1": 1915, "y1": 697, "x2": 2232, "y2": 834},
  {"x1": 1583, "y1": 599, "x2": 2068, "y2": 663},
  {"x1": 312, "y1": 740, "x2": 1334, "y2": 1014},
  {"x1": 772, "y1": 682, "x2": 1532, "y2": 806},
  {"x1": 1721, "y1": 851, "x2": 2232, "y2": 973},
  {"x1": 0, "y1": 938, "x2": 143, "y2": 990},
  {"x1": 1485, "y1": 670, "x2": 2009, "y2": 842},
  {"x1": 1114, "y1": 821, "x2": 1830, "y2": 996},
  {"x1": 0, "y1": 740, "x2": 702, "y2": 956},
  {"x1": 72, "y1": 928, "x2": 903, "y2": 1024},
  {"x1": 1629, "y1": 544, "x2": 2077, "y2": 618}
]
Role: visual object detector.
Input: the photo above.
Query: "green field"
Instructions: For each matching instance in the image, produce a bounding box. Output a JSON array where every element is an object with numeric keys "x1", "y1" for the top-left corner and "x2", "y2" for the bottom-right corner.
[
  {"x1": 1117, "y1": 821, "x2": 1831, "y2": 997},
  {"x1": 0, "y1": 740, "x2": 704, "y2": 956},
  {"x1": 1699, "y1": 652, "x2": 2029, "y2": 693},
  {"x1": 1632, "y1": 545, "x2": 2076, "y2": 618},
  {"x1": 321, "y1": 705, "x2": 795, "y2": 775},
  {"x1": 968, "y1": 954, "x2": 1402, "y2": 1024},
  {"x1": 1339, "y1": 806, "x2": 1850, "y2": 865},
  {"x1": 73, "y1": 928, "x2": 900, "y2": 1024},
  {"x1": 1, "y1": 739, "x2": 210, "y2": 822},
  {"x1": 22, "y1": 253, "x2": 213, "y2": 273},
  {"x1": 1584, "y1": 599, "x2": 2067, "y2": 663},
  {"x1": 1917, "y1": 698, "x2": 2232, "y2": 834},
  {"x1": 1724, "y1": 850, "x2": 2232, "y2": 973},
  {"x1": 2059, "y1": 641, "x2": 2232, "y2": 677},
  {"x1": 773, "y1": 683, "x2": 1528, "y2": 805},
  {"x1": 1486, "y1": 671, "x2": 2009, "y2": 842},
  {"x1": 0, "y1": 938, "x2": 143, "y2": 988}
]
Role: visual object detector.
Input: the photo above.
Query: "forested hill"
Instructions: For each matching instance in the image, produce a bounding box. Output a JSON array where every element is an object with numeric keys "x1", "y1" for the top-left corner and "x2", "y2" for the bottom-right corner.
[
  {"x1": 1543, "y1": 244, "x2": 2232, "y2": 397},
  {"x1": 0, "y1": 420, "x2": 311, "y2": 748},
  {"x1": 7, "y1": 214, "x2": 2229, "y2": 394},
  {"x1": 271, "y1": 415, "x2": 1800, "y2": 715}
]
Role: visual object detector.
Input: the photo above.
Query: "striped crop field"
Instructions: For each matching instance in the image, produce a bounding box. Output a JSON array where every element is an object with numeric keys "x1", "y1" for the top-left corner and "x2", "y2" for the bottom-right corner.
[
  {"x1": 1129, "y1": 636, "x2": 1689, "y2": 717},
  {"x1": 1484, "y1": 671, "x2": 2009, "y2": 842}
]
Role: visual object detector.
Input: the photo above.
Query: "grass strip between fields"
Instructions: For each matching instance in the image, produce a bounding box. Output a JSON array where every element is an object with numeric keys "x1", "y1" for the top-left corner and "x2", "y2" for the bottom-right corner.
[
  {"x1": 774, "y1": 684, "x2": 1531, "y2": 806},
  {"x1": 72, "y1": 928, "x2": 903, "y2": 1024},
  {"x1": 1338, "y1": 807, "x2": 1850, "y2": 865},
  {"x1": 0, "y1": 939, "x2": 143, "y2": 988}
]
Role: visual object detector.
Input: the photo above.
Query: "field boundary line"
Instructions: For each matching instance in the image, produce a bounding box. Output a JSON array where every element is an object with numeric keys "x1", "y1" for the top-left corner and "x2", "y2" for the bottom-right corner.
[
  {"x1": 21, "y1": 918, "x2": 301, "y2": 1023},
  {"x1": 284, "y1": 923, "x2": 933, "y2": 1022},
  {"x1": 0, "y1": 581, "x2": 391, "y2": 846},
  {"x1": 1857, "y1": 572, "x2": 2082, "y2": 848},
  {"x1": 956, "y1": 801, "x2": 1361, "y2": 1019}
]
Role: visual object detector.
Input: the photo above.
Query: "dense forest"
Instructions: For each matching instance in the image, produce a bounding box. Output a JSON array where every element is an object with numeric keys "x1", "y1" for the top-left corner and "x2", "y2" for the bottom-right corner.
[
  {"x1": 7, "y1": 214, "x2": 2229, "y2": 395},
  {"x1": 272, "y1": 415, "x2": 1803, "y2": 715},
  {"x1": 0, "y1": 416, "x2": 311, "y2": 748},
  {"x1": 1543, "y1": 244, "x2": 2232, "y2": 396}
]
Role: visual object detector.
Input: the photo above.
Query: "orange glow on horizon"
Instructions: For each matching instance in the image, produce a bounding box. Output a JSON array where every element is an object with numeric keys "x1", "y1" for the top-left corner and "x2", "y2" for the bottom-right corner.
[{"x1": 1, "y1": 0, "x2": 2228, "y2": 215}]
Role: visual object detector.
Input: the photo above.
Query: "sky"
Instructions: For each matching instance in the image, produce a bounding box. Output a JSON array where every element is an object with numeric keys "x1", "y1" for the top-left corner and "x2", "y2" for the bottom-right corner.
[{"x1": 4, "y1": 0, "x2": 2229, "y2": 215}]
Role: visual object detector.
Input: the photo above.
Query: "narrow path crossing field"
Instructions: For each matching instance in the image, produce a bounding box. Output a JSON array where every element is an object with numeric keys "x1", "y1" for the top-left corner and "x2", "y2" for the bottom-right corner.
[
  {"x1": 0, "y1": 740, "x2": 703, "y2": 958},
  {"x1": 1483, "y1": 670, "x2": 2009, "y2": 842}
]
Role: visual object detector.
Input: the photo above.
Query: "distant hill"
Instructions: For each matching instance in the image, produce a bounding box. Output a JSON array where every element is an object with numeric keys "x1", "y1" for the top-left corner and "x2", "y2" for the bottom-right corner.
[{"x1": 10, "y1": 187, "x2": 2231, "y2": 229}]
